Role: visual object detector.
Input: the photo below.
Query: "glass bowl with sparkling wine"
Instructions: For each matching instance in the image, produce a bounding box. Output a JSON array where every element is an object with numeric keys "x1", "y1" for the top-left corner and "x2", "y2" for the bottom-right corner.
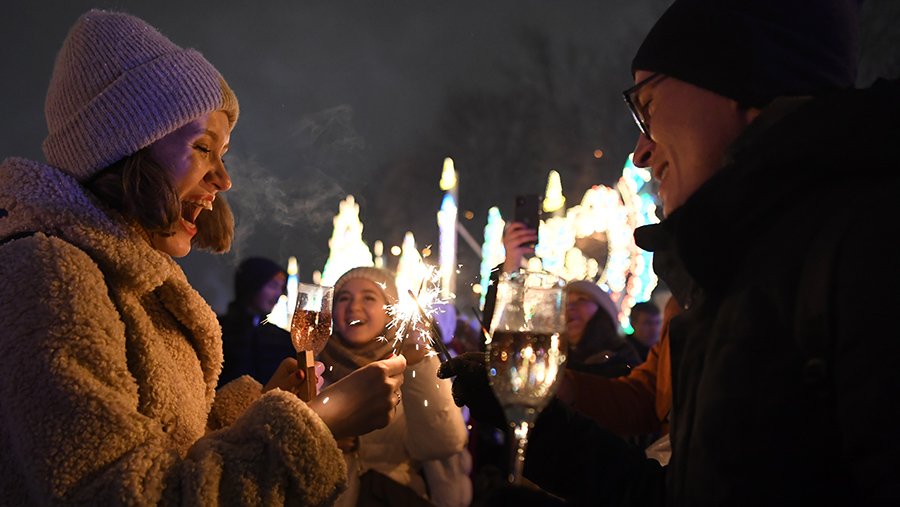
[
  {"x1": 290, "y1": 282, "x2": 333, "y2": 400},
  {"x1": 487, "y1": 269, "x2": 567, "y2": 484}
]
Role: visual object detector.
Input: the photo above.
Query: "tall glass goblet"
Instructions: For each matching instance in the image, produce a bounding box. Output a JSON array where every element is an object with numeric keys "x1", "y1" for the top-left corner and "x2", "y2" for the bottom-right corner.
[
  {"x1": 487, "y1": 269, "x2": 567, "y2": 484},
  {"x1": 290, "y1": 282, "x2": 333, "y2": 400}
]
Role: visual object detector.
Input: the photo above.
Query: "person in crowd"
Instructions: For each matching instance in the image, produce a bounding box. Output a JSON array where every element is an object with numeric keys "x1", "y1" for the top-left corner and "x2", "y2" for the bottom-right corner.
[
  {"x1": 0, "y1": 10, "x2": 406, "y2": 504},
  {"x1": 318, "y1": 266, "x2": 472, "y2": 507},
  {"x1": 218, "y1": 256, "x2": 296, "y2": 386},
  {"x1": 439, "y1": 0, "x2": 900, "y2": 504},
  {"x1": 564, "y1": 280, "x2": 641, "y2": 375},
  {"x1": 557, "y1": 295, "x2": 681, "y2": 461},
  {"x1": 624, "y1": 301, "x2": 663, "y2": 362}
]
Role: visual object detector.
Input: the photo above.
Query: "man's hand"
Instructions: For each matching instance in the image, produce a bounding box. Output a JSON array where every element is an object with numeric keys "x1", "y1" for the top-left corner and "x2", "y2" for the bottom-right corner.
[
  {"x1": 400, "y1": 325, "x2": 430, "y2": 365},
  {"x1": 436, "y1": 351, "x2": 507, "y2": 429}
]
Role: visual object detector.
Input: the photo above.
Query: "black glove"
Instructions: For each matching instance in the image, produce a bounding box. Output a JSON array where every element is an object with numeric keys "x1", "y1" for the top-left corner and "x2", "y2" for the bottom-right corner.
[{"x1": 436, "y1": 352, "x2": 507, "y2": 429}]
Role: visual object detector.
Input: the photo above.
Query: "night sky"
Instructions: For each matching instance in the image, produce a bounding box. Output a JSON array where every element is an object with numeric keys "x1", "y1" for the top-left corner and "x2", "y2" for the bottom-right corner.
[{"x1": 3, "y1": 0, "x2": 898, "y2": 314}]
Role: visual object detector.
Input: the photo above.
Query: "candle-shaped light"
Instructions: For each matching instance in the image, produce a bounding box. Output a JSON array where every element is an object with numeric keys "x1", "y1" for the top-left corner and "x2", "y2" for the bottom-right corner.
[{"x1": 438, "y1": 157, "x2": 458, "y2": 299}]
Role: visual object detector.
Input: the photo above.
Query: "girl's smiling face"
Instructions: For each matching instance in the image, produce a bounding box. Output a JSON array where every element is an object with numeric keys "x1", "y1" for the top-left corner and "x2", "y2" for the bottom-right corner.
[{"x1": 333, "y1": 278, "x2": 390, "y2": 346}]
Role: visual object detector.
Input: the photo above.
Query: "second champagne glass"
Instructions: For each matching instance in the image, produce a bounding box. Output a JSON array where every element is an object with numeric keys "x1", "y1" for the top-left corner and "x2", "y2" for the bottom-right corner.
[{"x1": 487, "y1": 269, "x2": 567, "y2": 484}]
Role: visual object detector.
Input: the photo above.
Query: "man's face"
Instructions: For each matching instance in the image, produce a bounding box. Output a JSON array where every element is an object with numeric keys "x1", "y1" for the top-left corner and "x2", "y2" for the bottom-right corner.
[{"x1": 630, "y1": 70, "x2": 758, "y2": 216}]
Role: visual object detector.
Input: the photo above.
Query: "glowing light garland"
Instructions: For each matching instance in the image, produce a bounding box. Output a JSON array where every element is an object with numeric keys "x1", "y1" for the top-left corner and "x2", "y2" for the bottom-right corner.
[{"x1": 478, "y1": 154, "x2": 659, "y2": 329}]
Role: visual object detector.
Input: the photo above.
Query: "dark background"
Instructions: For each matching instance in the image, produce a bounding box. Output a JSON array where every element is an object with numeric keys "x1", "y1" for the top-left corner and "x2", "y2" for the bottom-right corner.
[{"x1": 3, "y1": 0, "x2": 898, "y2": 314}]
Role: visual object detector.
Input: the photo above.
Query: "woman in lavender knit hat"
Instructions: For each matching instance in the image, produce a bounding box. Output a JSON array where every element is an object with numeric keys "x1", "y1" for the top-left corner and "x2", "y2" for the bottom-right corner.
[{"x1": 0, "y1": 10, "x2": 407, "y2": 505}]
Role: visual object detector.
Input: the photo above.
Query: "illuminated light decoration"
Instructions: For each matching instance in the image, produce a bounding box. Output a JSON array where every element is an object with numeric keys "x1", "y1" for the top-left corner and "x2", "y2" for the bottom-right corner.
[
  {"x1": 396, "y1": 231, "x2": 428, "y2": 302},
  {"x1": 439, "y1": 157, "x2": 458, "y2": 191},
  {"x1": 320, "y1": 195, "x2": 375, "y2": 286},
  {"x1": 614, "y1": 154, "x2": 660, "y2": 329},
  {"x1": 437, "y1": 193, "x2": 458, "y2": 299},
  {"x1": 373, "y1": 240, "x2": 385, "y2": 269},
  {"x1": 438, "y1": 158, "x2": 459, "y2": 300},
  {"x1": 480, "y1": 157, "x2": 659, "y2": 330},
  {"x1": 543, "y1": 170, "x2": 566, "y2": 213},
  {"x1": 265, "y1": 255, "x2": 298, "y2": 331},
  {"x1": 478, "y1": 207, "x2": 507, "y2": 309}
]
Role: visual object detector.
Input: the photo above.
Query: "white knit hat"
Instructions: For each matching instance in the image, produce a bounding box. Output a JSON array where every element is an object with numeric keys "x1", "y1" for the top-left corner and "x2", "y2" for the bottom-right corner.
[
  {"x1": 334, "y1": 267, "x2": 400, "y2": 304},
  {"x1": 565, "y1": 280, "x2": 619, "y2": 325},
  {"x1": 42, "y1": 9, "x2": 239, "y2": 181}
]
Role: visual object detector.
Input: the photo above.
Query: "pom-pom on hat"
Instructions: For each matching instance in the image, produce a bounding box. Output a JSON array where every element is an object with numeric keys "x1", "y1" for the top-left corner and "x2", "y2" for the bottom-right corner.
[
  {"x1": 234, "y1": 257, "x2": 285, "y2": 302},
  {"x1": 632, "y1": 0, "x2": 862, "y2": 108},
  {"x1": 43, "y1": 9, "x2": 239, "y2": 181},
  {"x1": 565, "y1": 280, "x2": 619, "y2": 326},
  {"x1": 334, "y1": 267, "x2": 400, "y2": 304}
]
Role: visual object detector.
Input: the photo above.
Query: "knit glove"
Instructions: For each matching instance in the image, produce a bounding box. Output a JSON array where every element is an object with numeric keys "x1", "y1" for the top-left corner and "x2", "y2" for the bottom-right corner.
[{"x1": 436, "y1": 352, "x2": 506, "y2": 429}]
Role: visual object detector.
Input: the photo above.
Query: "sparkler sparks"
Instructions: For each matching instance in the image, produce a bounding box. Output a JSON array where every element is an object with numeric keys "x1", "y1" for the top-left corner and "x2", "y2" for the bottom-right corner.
[{"x1": 385, "y1": 265, "x2": 453, "y2": 362}]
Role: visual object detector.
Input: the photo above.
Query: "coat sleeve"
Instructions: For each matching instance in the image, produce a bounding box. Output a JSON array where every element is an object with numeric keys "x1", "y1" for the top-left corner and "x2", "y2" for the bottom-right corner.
[
  {"x1": 524, "y1": 399, "x2": 666, "y2": 506},
  {"x1": 0, "y1": 235, "x2": 346, "y2": 506},
  {"x1": 208, "y1": 375, "x2": 263, "y2": 431},
  {"x1": 566, "y1": 337, "x2": 663, "y2": 437},
  {"x1": 401, "y1": 355, "x2": 469, "y2": 461}
]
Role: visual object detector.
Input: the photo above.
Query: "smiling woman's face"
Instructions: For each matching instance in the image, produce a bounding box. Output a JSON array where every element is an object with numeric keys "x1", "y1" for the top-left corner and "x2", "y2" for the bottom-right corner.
[
  {"x1": 333, "y1": 278, "x2": 390, "y2": 346},
  {"x1": 146, "y1": 110, "x2": 232, "y2": 257}
]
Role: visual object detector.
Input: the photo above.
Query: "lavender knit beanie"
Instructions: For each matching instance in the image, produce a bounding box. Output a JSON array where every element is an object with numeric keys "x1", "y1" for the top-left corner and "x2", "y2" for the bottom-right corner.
[{"x1": 43, "y1": 9, "x2": 239, "y2": 181}]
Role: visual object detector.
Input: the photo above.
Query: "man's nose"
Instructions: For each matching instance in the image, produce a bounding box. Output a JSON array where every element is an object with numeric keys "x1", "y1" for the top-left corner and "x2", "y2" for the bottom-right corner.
[{"x1": 632, "y1": 134, "x2": 653, "y2": 169}]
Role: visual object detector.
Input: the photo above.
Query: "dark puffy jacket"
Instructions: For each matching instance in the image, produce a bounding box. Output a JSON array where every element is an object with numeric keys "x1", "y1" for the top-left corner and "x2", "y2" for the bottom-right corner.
[{"x1": 523, "y1": 79, "x2": 900, "y2": 505}]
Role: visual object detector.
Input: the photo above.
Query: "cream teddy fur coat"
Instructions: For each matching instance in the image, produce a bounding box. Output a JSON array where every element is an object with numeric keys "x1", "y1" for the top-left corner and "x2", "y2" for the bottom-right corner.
[{"x1": 0, "y1": 158, "x2": 346, "y2": 506}]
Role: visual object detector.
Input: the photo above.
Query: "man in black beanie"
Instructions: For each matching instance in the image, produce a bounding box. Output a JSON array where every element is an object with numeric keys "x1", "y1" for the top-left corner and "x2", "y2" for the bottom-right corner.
[
  {"x1": 217, "y1": 256, "x2": 296, "y2": 387},
  {"x1": 438, "y1": 0, "x2": 900, "y2": 504}
]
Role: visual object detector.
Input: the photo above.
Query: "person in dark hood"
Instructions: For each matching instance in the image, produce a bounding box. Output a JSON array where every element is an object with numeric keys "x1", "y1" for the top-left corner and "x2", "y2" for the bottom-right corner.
[{"x1": 218, "y1": 256, "x2": 296, "y2": 386}]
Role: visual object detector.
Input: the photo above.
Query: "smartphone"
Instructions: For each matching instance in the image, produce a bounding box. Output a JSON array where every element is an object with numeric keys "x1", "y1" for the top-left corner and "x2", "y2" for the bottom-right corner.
[{"x1": 514, "y1": 194, "x2": 541, "y2": 247}]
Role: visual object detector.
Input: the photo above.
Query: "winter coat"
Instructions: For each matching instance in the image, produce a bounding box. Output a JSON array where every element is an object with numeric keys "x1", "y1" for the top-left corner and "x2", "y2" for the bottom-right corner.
[
  {"x1": 564, "y1": 296, "x2": 678, "y2": 439},
  {"x1": 217, "y1": 303, "x2": 296, "y2": 387},
  {"x1": 326, "y1": 356, "x2": 471, "y2": 507},
  {"x1": 522, "y1": 79, "x2": 900, "y2": 505},
  {"x1": 0, "y1": 158, "x2": 346, "y2": 506}
]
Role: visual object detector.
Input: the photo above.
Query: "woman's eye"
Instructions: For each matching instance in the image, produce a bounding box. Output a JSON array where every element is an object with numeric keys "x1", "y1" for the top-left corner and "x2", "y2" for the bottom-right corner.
[{"x1": 194, "y1": 144, "x2": 211, "y2": 154}]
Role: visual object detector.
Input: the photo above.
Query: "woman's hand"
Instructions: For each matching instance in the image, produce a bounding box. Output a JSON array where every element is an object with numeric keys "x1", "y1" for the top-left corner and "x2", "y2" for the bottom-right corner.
[
  {"x1": 502, "y1": 221, "x2": 538, "y2": 273},
  {"x1": 400, "y1": 325, "x2": 431, "y2": 365},
  {"x1": 308, "y1": 354, "x2": 407, "y2": 440},
  {"x1": 262, "y1": 357, "x2": 326, "y2": 394}
]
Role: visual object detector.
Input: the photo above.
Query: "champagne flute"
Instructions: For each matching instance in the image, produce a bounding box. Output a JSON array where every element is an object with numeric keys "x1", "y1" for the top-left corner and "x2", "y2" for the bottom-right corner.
[
  {"x1": 487, "y1": 269, "x2": 566, "y2": 485},
  {"x1": 290, "y1": 282, "x2": 334, "y2": 400}
]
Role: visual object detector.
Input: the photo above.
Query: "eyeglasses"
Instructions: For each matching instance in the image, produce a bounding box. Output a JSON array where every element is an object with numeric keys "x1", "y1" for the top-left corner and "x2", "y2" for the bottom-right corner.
[{"x1": 622, "y1": 73, "x2": 665, "y2": 139}]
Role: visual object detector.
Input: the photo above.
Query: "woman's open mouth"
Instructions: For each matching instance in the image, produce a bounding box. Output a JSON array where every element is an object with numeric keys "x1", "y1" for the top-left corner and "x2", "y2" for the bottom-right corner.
[{"x1": 181, "y1": 199, "x2": 213, "y2": 225}]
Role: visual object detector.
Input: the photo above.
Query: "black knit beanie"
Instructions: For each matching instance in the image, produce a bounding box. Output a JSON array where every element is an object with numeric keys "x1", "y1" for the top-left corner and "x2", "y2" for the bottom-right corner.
[
  {"x1": 632, "y1": 0, "x2": 862, "y2": 108},
  {"x1": 234, "y1": 257, "x2": 285, "y2": 302}
]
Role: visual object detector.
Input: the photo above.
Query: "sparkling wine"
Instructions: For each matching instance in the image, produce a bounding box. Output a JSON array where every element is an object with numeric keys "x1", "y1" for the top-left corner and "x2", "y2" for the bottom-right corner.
[
  {"x1": 487, "y1": 330, "x2": 566, "y2": 420},
  {"x1": 290, "y1": 308, "x2": 332, "y2": 353}
]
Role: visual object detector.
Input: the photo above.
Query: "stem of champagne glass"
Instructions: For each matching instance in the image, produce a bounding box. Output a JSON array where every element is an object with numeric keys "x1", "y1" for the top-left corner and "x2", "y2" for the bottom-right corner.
[{"x1": 507, "y1": 420, "x2": 531, "y2": 484}]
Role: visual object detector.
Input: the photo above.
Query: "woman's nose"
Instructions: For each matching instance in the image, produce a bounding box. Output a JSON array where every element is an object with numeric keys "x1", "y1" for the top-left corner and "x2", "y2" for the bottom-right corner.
[{"x1": 207, "y1": 159, "x2": 232, "y2": 191}]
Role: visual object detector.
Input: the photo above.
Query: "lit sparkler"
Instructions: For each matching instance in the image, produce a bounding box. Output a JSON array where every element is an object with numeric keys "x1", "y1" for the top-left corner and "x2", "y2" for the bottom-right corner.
[{"x1": 385, "y1": 265, "x2": 453, "y2": 362}]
